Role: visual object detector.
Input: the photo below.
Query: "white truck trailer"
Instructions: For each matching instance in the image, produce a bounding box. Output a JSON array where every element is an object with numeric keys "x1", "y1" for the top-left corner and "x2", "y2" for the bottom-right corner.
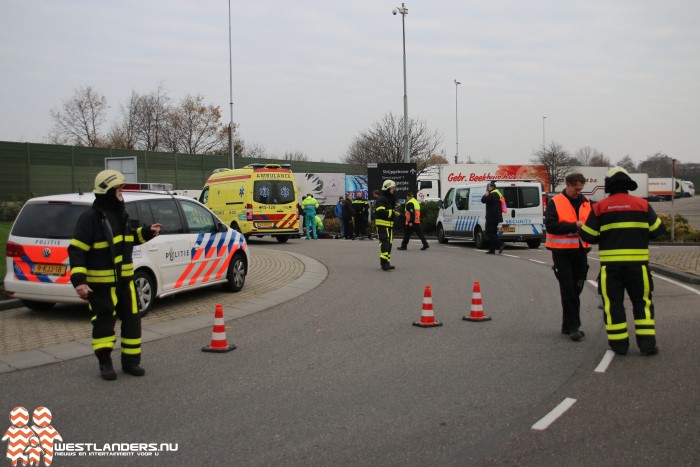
[{"x1": 553, "y1": 167, "x2": 648, "y2": 201}]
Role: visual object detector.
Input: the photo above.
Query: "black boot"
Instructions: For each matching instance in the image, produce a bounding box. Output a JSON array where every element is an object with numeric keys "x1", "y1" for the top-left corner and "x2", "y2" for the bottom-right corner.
[
  {"x1": 95, "y1": 349, "x2": 117, "y2": 381},
  {"x1": 122, "y1": 354, "x2": 146, "y2": 377}
]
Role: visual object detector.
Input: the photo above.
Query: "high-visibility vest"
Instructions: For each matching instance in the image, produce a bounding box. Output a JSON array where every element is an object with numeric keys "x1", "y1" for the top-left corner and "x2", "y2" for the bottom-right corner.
[
  {"x1": 545, "y1": 194, "x2": 591, "y2": 249},
  {"x1": 404, "y1": 198, "x2": 421, "y2": 224},
  {"x1": 492, "y1": 189, "x2": 507, "y2": 213}
]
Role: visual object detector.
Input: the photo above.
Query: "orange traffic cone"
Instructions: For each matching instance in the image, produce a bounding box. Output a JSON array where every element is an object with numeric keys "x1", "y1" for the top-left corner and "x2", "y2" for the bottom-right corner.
[
  {"x1": 202, "y1": 304, "x2": 237, "y2": 352},
  {"x1": 413, "y1": 285, "x2": 443, "y2": 328},
  {"x1": 463, "y1": 281, "x2": 491, "y2": 322}
]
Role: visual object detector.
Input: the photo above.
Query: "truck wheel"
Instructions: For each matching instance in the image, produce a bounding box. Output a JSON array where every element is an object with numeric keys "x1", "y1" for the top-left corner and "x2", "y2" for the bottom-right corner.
[
  {"x1": 275, "y1": 236, "x2": 289, "y2": 243},
  {"x1": 22, "y1": 300, "x2": 55, "y2": 311},
  {"x1": 224, "y1": 252, "x2": 247, "y2": 292},
  {"x1": 134, "y1": 270, "x2": 156, "y2": 317},
  {"x1": 437, "y1": 224, "x2": 448, "y2": 244},
  {"x1": 527, "y1": 239, "x2": 541, "y2": 249},
  {"x1": 474, "y1": 228, "x2": 486, "y2": 249}
]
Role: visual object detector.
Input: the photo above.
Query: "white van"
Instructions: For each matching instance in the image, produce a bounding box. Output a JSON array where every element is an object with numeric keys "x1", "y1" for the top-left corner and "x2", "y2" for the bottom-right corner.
[{"x1": 436, "y1": 181, "x2": 545, "y2": 249}]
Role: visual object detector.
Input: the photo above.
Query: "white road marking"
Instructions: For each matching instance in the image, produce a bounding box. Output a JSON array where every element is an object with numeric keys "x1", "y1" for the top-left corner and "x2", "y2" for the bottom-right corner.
[
  {"x1": 651, "y1": 272, "x2": 700, "y2": 295},
  {"x1": 588, "y1": 256, "x2": 600, "y2": 262},
  {"x1": 587, "y1": 280, "x2": 597, "y2": 287},
  {"x1": 503, "y1": 254, "x2": 520, "y2": 258},
  {"x1": 532, "y1": 398, "x2": 577, "y2": 431},
  {"x1": 529, "y1": 259, "x2": 546, "y2": 264},
  {"x1": 594, "y1": 350, "x2": 616, "y2": 373}
]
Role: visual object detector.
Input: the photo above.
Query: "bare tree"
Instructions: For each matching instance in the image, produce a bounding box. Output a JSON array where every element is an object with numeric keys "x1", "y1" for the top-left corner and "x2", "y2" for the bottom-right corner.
[
  {"x1": 574, "y1": 146, "x2": 609, "y2": 166},
  {"x1": 49, "y1": 85, "x2": 109, "y2": 147},
  {"x1": 106, "y1": 91, "x2": 141, "y2": 149},
  {"x1": 531, "y1": 142, "x2": 577, "y2": 191},
  {"x1": 638, "y1": 152, "x2": 673, "y2": 177},
  {"x1": 615, "y1": 155, "x2": 636, "y2": 173},
  {"x1": 162, "y1": 94, "x2": 226, "y2": 154},
  {"x1": 342, "y1": 112, "x2": 443, "y2": 168},
  {"x1": 134, "y1": 83, "x2": 170, "y2": 151},
  {"x1": 284, "y1": 150, "x2": 310, "y2": 162}
]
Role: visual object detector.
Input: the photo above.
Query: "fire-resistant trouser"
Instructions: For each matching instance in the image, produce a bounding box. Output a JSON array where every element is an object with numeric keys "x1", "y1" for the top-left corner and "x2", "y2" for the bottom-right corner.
[
  {"x1": 401, "y1": 224, "x2": 428, "y2": 248},
  {"x1": 377, "y1": 225, "x2": 393, "y2": 267},
  {"x1": 599, "y1": 263, "x2": 656, "y2": 353},
  {"x1": 552, "y1": 250, "x2": 588, "y2": 333},
  {"x1": 89, "y1": 281, "x2": 142, "y2": 365}
]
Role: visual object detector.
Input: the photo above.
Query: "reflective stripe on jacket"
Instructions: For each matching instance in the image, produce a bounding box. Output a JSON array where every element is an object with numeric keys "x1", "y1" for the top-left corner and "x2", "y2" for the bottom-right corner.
[
  {"x1": 404, "y1": 198, "x2": 421, "y2": 224},
  {"x1": 545, "y1": 193, "x2": 591, "y2": 249}
]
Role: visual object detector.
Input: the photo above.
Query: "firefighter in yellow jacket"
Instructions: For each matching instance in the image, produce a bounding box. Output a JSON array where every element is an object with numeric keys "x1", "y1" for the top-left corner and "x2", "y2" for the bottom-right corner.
[
  {"x1": 397, "y1": 193, "x2": 429, "y2": 251},
  {"x1": 375, "y1": 180, "x2": 397, "y2": 271},
  {"x1": 579, "y1": 167, "x2": 665, "y2": 356},
  {"x1": 545, "y1": 172, "x2": 591, "y2": 341},
  {"x1": 68, "y1": 170, "x2": 162, "y2": 380}
]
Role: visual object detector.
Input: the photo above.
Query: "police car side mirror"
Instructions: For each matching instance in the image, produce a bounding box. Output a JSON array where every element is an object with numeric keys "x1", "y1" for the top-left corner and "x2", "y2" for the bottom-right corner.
[{"x1": 217, "y1": 222, "x2": 228, "y2": 232}]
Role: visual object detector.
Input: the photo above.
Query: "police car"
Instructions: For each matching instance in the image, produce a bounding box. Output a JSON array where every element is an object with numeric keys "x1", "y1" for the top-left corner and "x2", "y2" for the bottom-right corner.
[{"x1": 4, "y1": 191, "x2": 248, "y2": 316}]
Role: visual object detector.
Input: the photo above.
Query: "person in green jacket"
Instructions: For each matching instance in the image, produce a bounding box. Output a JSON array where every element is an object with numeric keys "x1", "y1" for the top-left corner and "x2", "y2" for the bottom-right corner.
[{"x1": 301, "y1": 194, "x2": 319, "y2": 239}]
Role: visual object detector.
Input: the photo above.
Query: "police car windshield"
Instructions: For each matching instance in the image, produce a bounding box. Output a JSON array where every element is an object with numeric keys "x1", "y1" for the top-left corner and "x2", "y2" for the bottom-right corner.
[{"x1": 12, "y1": 204, "x2": 89, "y2": 239}]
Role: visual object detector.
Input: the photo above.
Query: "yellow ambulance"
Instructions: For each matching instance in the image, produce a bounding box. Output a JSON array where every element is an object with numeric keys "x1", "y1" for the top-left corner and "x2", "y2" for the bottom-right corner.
[{"x1": 200, "y1": 164, "x2": 299, "y2": 243}]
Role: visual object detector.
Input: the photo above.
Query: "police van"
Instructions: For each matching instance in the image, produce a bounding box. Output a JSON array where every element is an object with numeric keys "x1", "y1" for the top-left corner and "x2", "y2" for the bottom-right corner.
[
  {"x1": 4, "y1": 191, "x2": 248, "y2": 315},
  {"x1": 436, "y1": 180, "x2": 545, "y2": 249},
  {"x1": 199, "y1": 164, "x2": 299, "y2": 242}
]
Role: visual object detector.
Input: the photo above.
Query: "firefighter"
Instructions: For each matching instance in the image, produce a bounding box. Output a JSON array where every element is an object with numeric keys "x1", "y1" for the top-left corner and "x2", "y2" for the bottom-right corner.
[
  {"x1": 375, "y1": 180, "x2": 398, "y2": 271},
  {"x1": 579, "y1": 167, "x2": 665, "y2": 355},
  {"x1": 545, "y1": 172, "x2": 591, "y2": 341},
  {"x1": 352, "y1": 194, "x2": 370, "y2": 239},
  {"x1": 68, "y1": 170, "x2": 162, "y2": 380},
  {"x1": 397, "y1": 192, "x2": 429, "y2": 251}
]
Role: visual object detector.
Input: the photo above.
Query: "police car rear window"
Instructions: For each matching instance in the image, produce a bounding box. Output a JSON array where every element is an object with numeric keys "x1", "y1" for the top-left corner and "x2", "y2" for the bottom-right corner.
[{"x1": 12, "y1": 203, "x2": 89, "y2": 239}]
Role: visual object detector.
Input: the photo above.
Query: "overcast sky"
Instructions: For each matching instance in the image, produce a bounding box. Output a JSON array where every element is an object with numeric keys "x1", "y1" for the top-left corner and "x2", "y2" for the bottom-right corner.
[{"x1": 2, "y1": 0, "x2": 699, "y2": 165}]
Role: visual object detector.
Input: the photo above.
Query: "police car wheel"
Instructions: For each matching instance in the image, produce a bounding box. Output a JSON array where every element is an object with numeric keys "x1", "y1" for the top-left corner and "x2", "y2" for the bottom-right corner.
[
  {"x1": 134, "y1": 270, "x2": 155, "y2": 317},
  {"x1": 22, "y1": 300, "x2": 56, "y2": 311},
  {"x1": 224, "y1": 252, "x2": 246, "y2": 293}
]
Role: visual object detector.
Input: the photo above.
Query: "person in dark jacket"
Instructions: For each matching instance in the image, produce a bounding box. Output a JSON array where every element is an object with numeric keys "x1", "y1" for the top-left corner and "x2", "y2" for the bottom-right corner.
[
  {"x1": 334, "y1": 196, "x2": 345, "y2": 239},
  {"x1": 480, "y1": 181, "x2": 505, "y2": 254},
  {"x1": 375, "y1": 180, "x2": 397, "y2": 271},
  {"x1": 579, "y1": 167, "x2": 665, "y2": 356},
  {"x1": 68, "y1": 170, "x2": 162, "y2": 380},
  {"x1": 341, "y1": 193, "x2": 355, "y2": 239},
  {"x1": 545, "y1": 172, "x2": 591, "y2": 341},
  {"x1": 352, "y1": 194, "x2": 370, "y2": 239}
]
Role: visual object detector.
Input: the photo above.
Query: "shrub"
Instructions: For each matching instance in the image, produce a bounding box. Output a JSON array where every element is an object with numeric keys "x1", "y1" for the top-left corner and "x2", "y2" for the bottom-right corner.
[
  {"x1": 656, "y1": 213, "x2": 700, "y2": 242},
  {"x1": 0, "y1": 201, "x2": 23, "y2": 222}
]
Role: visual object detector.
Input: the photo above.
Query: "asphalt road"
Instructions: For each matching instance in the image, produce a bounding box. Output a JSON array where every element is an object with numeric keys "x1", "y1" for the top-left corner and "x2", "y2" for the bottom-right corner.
[
  {"x1": 650, "y1": 195, "x2": 700, "y2": 230},
  {"x1": 1, "y1": 237, "x2": 698, "y2": 466}
]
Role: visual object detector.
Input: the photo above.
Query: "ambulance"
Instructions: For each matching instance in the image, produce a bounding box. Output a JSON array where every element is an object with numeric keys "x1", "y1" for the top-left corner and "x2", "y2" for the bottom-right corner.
[
  {"x1": 200, "y1": 164, "x2": 299, "y2": 242},
  {"x1": 436, "y1": 180, "x2": 545, "y2": 249}
]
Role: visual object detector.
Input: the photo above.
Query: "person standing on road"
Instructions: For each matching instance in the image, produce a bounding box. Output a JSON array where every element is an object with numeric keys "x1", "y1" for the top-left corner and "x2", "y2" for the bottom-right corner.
[
  {"x1": 397, "y1": 192, "x2": 429, "y2": 251},
  {"x1": 334, "y1": 196, "x2": 345, "y2": 239},
  {"x1": 342, "y1": 193, "x2": 355, "y2": 239},
  {"x1": 579, "y1": 167, "x2": 665, "y2": 356},
  {"x1": 68, "y1": 170, "x2": 162, "y2": 380},
  {"x1": 352, "y1": 194, "x2": 370, "y2": 239},
  {"x1": 481, "y1": 181, "x2": 506, "y2": 254},
  {"x1": 545, "y1": 172, "x2": 591, "y2": 342},
  {"x1": 301, "y1": 194, "x2": 319, "y2": 239},
  {"x1": 375, "y1": 180, "x2": 398, "y2": 271}
]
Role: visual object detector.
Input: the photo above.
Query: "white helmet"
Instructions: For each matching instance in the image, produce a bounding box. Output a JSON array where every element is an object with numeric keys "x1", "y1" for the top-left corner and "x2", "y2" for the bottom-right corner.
[
  {"x1": 382, "y1": 179, "x2": 396, "y2": 190},
  {"x1": 94, "y1": 170, "x2": 126, "y2": 194}
]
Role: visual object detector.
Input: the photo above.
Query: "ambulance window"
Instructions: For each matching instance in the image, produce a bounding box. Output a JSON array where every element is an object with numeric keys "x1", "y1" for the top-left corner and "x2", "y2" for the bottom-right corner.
[
  {"x1": 199, "y1": 187, "x2": 209, "y2": 204},
  {"x1": 180, "y1": 200, "x2": 216, "y2": 233},
  {"x1": 254, "y1": 180, "x2": 295, "y2": 205},
  {"x1": 148, "y1": 199, "x2": 184, "y2": 234}
]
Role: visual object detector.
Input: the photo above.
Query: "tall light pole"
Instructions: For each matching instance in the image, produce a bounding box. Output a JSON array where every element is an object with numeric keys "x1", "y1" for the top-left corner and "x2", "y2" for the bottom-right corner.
[
  {"x1": 542, "y1": 116, "x2": 547, "y2": 151},
  {"x1": 393, "y1": 4, "x2": 409, "y2": 163},
  {"x1": 228, "y1": 0, "x2": 235, "y2": 169},
  {"x1": 454, "y1": 80, "x2": 461, "y2": 163}
]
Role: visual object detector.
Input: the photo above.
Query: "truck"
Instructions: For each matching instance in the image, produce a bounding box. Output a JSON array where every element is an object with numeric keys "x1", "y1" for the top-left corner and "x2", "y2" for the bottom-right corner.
[
  {"x1": 647, "y1": 178, "x2": 683, "y2": 201},
  {"x1": 416, "y1": 164, "x2": 550, "y2": 203},
  {"x1": 553, "y1": 167, "x2": 648, "y2": 202},
  {"x1": 681, "y1": 180, "x2": 695, "y2": 197}
]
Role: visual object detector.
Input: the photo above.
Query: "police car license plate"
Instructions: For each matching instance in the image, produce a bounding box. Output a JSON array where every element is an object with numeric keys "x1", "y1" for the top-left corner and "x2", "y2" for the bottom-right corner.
[
  {"x1": 33, "y1": 264, "x2": 67, "y2": 275},
  {"x1": 499, "y1": 226, "x2": 515, "y2": 232},
  {"x1": 256, "y1": 222, "x2": 274, "y2": 228}
]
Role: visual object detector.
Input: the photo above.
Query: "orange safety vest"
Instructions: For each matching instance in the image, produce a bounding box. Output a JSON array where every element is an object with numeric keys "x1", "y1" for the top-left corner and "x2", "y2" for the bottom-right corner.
[
  {"x1": 545, "y1": 194, "x2": 591, "y2": 249},
  {"x1": 404, "y1": 198, "x2": 421, "y2": 224}
]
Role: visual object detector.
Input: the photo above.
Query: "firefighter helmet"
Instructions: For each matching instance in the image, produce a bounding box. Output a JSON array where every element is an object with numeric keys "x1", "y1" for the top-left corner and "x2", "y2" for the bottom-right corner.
[
  {"x1": 382, "y1": 179, "x2": 396, "y2": 190},
  {"x1": 604, "y1": 166, "x2": 637, "y2": 193},
  {"x1": 94, "y1": 170, "x2": 127, "y2": 194}
]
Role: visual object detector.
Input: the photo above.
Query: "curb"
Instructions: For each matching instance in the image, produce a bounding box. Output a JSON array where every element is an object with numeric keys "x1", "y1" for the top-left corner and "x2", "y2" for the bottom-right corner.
[
  {"x1": 648, "y1": 263, "x2": 700, "y2": 285},
  {"x1": 0, "y1": 299, "x2": 22, "y2": 311}
]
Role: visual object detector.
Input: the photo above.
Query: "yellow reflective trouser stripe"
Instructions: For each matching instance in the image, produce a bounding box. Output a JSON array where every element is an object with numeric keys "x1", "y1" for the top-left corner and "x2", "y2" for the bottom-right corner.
[
  {"x1": 121, "y1": 347, "x2": 140, "y2": 355},
  {"x1": 121, "y1": 338, "x2": 141, "y2": 345},
  {"x1": 601, "y1": 266, "x2": 630, "y2": 341},
  {"x1": 637, "y1": 264, "x2": 655, "y2": 336},
  {"x1": 641, "y1": 264, "x2": 652, "y2": 320},
  {"x1": 130, "y1": 281, "x2": 138, "y2": 315},
  {"x1": 70, "y1": 238, "x2": 91, "y2": 251},
  {"x1": 600, "y1": 221, "x2": 649, "y2": 231},
  {"x1": 376, "y1": 219, "x2": 392, "y2": 227},
  {"x1": 92, "y1": 335, "x2": 116, "y2": 351}
]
